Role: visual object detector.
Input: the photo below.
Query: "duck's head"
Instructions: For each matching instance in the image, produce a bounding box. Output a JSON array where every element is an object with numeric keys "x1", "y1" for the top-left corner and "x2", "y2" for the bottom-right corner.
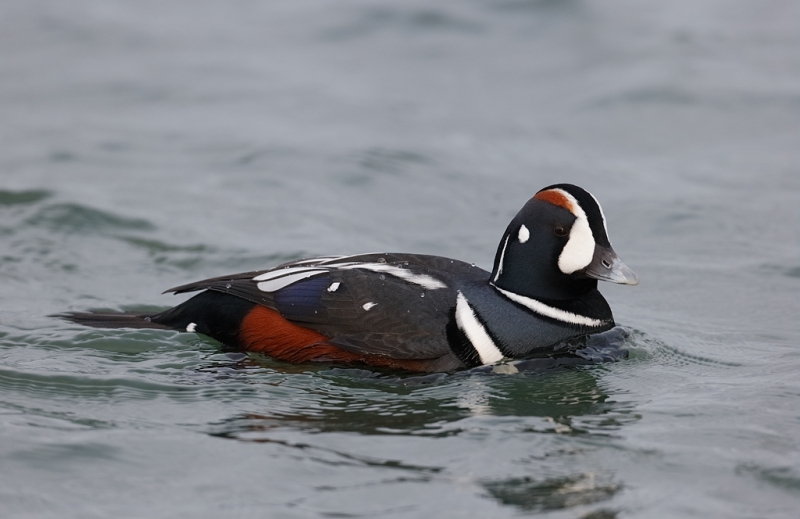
[{"x1": 490, "y1": 183, "x2": 638, "y2": 301}]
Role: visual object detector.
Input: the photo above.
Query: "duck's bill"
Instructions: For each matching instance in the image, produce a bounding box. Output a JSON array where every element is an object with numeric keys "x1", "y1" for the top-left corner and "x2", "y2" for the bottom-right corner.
[{"x1": 583, "y1": 245, "x2": 639, "y2": 285}]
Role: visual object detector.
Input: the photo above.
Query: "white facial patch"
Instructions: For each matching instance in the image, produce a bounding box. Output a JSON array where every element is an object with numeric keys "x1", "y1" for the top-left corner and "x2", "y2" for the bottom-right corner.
[
  {"x1": 491, "y1": 284, "x2": 607, "y2": 327},
  {"x1": 518, "y1": 224, "x2": 529, "y2": 243},
  {"x1": 362, "y1": 302, "x2": 378, "y2": 311},
  {"x1": 550, "y1": 188, "x2": 595, "y2": 275},
  {"x1": 186, "y1": 322, "x2": 197, "y2": 333},
  {"x1": 455, "y1": 292, "x2": 505, "y2": 365},
  {"x1": 327, "y1": 282, "x2": 340, "y2": 292}
]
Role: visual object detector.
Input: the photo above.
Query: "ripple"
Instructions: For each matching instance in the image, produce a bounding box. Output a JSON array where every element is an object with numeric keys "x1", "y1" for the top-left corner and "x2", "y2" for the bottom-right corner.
[
  {"x1": 201, "y1": 355, "x2": 637, "y2": 439},
  {"x1": 785, "y1": 266, "x2": 800, "y2": 279},
  {"x1": 208, "y1": 425, "x2": 444, "y2": 476},
  {"x1": 117, "y1": 236, "x2": 213, "y2": 254},
  {"x1": 0, "y1": 366, "x2": 196, "y2": 400},
  {"x1": 322, "y1": 7, "x2": 483, "y2": 41},
  {"x1": 483, "y1": 472, "x2": 621, "y2": 512},
  {"x1": 0, "y1": 189, "x2": 52, "y2": 206},
  {"x1": 623, "y1": 329, "x2": 742, "y2": 368},
  {"x1": 736, "y1": 463, "x2": 800, "y2": 493},
  {"x1": 24, "y1": 203, "x2": 155, "y2": 234}
]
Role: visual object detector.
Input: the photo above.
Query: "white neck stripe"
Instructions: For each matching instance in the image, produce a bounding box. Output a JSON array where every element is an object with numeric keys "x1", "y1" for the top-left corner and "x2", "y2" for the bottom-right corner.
[
  {"x1": 491, "y1": 284, "x2": 606, "y2": 327},
  {"x1": 493, "y1": 235, "x2": 510, "y2": 283},
  {"x1": 455, "y1": 292, "x2": 505, "y2": 365}
]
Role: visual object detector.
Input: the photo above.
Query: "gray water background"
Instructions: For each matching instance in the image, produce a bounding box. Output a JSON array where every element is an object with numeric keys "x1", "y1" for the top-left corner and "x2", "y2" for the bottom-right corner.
[{"x1": 1, "y1": 1, "x2": 798, "y2": 517}]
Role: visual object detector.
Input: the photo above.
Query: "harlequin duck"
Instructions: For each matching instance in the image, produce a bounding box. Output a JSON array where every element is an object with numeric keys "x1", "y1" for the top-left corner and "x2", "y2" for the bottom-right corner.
[{"x1": 59, "y1": 184, "x2": 638, "y2": 372}]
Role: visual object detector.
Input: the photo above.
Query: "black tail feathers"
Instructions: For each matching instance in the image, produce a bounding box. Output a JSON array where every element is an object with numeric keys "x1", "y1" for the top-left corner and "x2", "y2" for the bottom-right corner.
[
  {"x1": 54, "y1": 312, "x2": 174, "y2": 330},
  {"x1": 53, "y1": 291, "x2": 257, "y2": 348}
]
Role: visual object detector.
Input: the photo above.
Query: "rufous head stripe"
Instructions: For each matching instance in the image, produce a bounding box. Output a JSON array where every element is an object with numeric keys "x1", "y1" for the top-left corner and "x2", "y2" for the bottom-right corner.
[{"x1": 533, "y1": 189, "x2": 574, "y2": 212}]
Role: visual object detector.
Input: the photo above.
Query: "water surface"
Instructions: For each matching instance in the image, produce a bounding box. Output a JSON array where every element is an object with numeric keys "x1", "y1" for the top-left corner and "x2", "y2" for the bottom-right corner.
[{"x1": 1, "y1": 1, "x2": 798, "y2": 518}]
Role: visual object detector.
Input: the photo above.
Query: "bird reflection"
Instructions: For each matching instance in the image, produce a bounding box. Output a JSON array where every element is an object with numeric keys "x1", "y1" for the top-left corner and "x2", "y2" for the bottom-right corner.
[
  {"x1": 199, "y1": 328, "x2": 634, "y2": 515},
  {"x1": 203, "y1": 328, "x2": 633, "y2": 439}
]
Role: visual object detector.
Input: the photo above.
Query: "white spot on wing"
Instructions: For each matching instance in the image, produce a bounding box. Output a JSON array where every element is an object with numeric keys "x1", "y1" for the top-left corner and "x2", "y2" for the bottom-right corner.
[
  {"x1": 186, "y1": 322, "x2": 197, "y2": 333},
  {"x1": 518, "y1": 224, "x2": 530, "y2": 243},
  {"x1": 550, "y1": 188, "x2": 595, "y2": 274},
  {"x1": 491, "y1": 283, "x2": 606, "y2": 327},
  {"x1": 455, "y1": 292, "x2": 504, "y2": 365},
  {"x1": 327, "y1": 282, "x2": 340, "y2": 292},
  {"x1": 362, "y1": 302, "x2": 378, "y2": 311}
]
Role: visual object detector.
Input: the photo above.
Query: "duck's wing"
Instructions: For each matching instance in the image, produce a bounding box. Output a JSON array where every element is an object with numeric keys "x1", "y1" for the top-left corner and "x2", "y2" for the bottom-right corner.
[{"x1": 163, "y1": 253, "x2": 488, "y2": 360}]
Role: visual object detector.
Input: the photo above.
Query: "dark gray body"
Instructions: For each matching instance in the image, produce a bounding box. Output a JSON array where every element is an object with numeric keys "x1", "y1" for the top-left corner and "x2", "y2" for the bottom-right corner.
[{"x1": 165, "y1": 252, "x2": 615, "y2": 369}]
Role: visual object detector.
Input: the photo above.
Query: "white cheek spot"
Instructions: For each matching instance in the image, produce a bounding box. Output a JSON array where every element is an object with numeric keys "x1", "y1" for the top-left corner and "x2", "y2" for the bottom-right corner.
[
  {"x1": 327, "y1": 282, "x2": 340, "y2": 292},
  {"x1": 186, "y1": 322, "x2": 197, "y2": 333},
  {"x1": 362, "y1": 302, "x2": 378, "y2": 311},
  {"x1": 518, "y1": 224, "x2": 529, "y2": 244}
]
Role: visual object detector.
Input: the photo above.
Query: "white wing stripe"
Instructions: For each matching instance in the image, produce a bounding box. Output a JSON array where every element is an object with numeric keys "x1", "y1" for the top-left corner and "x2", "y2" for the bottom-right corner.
[
  {"x1": 253, "y1": 266, "x2": 327, "y2": 282},
  {"x1": 318, "y1": 253, "x2": 382, "y2": 265},
  {"x1": 336, "y1": 263, "x2": 446, "y2": 290},
  {"x1": 291, "y1": 256, "x2": 344, "y2": 266},
  {"x1": 256, "y1": 270, "x2": 327, "y2": 293},
  {"x1": 252, "y1": 261, "x2": 447, "y2": 292}
]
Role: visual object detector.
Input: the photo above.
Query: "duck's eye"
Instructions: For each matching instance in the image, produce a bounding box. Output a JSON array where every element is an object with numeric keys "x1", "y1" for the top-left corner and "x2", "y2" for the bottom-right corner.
[{"x1": 554, "y1": 226, "x2": 568, "y2": 237}]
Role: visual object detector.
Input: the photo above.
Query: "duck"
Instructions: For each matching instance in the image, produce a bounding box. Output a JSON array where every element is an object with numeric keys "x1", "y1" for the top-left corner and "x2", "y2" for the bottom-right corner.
[{"x1": 59, "y1": 183, "x2": 638, "y2": 372}]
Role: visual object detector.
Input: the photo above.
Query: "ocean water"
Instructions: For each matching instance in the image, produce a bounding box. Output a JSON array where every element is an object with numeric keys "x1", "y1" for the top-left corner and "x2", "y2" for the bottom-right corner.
[{"x1": 1, "y1": 1, "x2": 798, "y2": 517}]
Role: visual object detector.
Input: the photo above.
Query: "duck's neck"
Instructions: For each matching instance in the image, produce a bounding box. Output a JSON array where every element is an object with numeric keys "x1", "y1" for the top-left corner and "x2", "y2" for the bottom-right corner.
[{"x1": 489, "y1": 231, "x2": 598, "y2": 303}]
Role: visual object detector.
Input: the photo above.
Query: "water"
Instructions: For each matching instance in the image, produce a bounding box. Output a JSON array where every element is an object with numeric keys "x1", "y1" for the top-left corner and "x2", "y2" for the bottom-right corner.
[{"x1": 1, "y1": 1, "x2": 798, "y2": 517}]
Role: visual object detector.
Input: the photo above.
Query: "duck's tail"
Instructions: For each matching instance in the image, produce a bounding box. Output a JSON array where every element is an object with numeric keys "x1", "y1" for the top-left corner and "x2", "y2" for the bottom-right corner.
[{"x1": 53, "y1": 311, "x2": 173, "y2": 330}]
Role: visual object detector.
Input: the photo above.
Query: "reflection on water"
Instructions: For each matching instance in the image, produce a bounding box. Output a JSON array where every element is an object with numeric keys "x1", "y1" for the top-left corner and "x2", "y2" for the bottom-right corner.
[
  {"x1": 202, "y1": 328, "x2": 637, "y2": 440},
  {"x1": 1, "y1": 0, "x2": 797, "y2": 516},
  {"x1": 202, "y1": 358, "x2": 636, "y2": 514},
  {"x1": 207, "y1": 362, "x2": 637, "y2": 435},
  {"x1": 484, "y1": 473, "x2": 620, "y2": 514}
]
